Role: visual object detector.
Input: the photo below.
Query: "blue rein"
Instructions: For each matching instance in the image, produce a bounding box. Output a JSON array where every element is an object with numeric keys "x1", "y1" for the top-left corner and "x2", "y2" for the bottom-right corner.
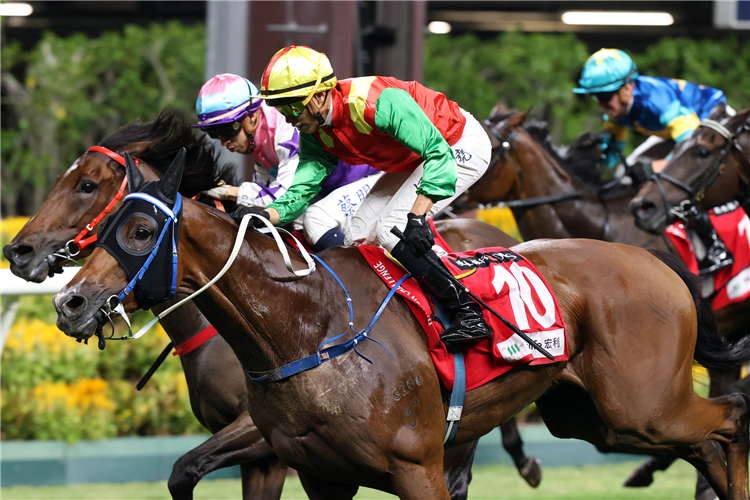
[{"x1": 245, "y1": 254, "x2": 404, "y2": 382}]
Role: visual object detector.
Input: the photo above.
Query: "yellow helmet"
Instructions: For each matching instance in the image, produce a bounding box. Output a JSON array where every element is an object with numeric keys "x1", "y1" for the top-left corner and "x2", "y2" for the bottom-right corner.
[{"x1": 258, "y1": 46, "x2": 337, "y2": 105}]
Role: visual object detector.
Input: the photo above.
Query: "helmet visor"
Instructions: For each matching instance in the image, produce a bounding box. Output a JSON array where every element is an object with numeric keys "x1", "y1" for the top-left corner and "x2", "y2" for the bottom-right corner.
[
  {"x1": 275, "y1": 99, "x2": 307, "y2": 118},
  {"x1": 200, "y1": 121, "x2": 243, "y2": 139},
  {"x1": 592, "y1": 90, "x2": 618, "y2": 103}
]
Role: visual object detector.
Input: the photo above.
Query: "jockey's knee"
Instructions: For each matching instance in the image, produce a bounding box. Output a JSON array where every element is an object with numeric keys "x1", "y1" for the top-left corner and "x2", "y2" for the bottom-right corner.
[
  {"x1": 303, "y1": 206, "x2": 338, "y2": 246},
  {"x1": 375, "y1": 220, "x2": 399, "y2": 252}
]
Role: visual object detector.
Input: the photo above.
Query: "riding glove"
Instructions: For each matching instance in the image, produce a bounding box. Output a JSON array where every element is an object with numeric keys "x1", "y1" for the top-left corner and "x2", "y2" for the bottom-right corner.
[
  {"x1": 230, "y1": 206, "x2": 270, "y2": 229},
  {"x1": 403, "y1": 213, "x2": 435, "y2": 257},
  {"x1": 201, "y1": 184, "x2": 233, "y2": 200}
]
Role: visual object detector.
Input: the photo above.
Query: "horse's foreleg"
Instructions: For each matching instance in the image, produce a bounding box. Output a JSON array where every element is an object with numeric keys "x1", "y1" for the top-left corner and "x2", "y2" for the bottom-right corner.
[
  {"x1": 297, "y1": 472, "x2": 358, "y2": 500},
  {"x1": 239, "y1": 458, "x2": 287, "y2": 500},
  {"x1": 622, "y1": 454, "x2": 676, "y2": 487},
  {"x1": 499, "y1": 418, "x2": 542, "y2": 487},
  {"x1": 168, "y1": 411, "x2": 276, "y2": 500},
  {"x1": 443, "y1": 441, "x2": 478, "y2": 500},
  {"x1": 680, "y1": 440, "x2": 728, "y2": 500},
  {"x1": 720, "y1": 393, "x2": 750, "y2": 500},
  {"x1": 391, "y1": 458, "x2": 451, "y2": 500}
]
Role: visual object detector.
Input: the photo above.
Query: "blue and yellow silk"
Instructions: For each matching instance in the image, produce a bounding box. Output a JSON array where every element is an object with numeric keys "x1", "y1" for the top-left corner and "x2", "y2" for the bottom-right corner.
[{"x1": 602, "y1": 76, "x2": 726, "y2": 167}]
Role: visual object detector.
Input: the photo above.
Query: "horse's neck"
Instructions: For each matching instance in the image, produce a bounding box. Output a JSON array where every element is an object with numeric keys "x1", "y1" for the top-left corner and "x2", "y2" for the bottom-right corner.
[
  {"x1": 511, "y1": 134, "x2": 648, "y2": 242},
  {"x1": 511, "y1": 134, "x2": 590, "y2": 238},
  {"x1": 514, "y1": 132, "x2": 579, "y2": 198},
  {"x1": 177, "y1": 202, "x2": 345, "y2": 373}
]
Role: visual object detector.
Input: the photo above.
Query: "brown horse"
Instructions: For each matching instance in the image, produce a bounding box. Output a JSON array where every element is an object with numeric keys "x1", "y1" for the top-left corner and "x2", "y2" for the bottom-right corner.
[
  {"x1": 462, "y1": 109, "x2": 750, "y2": 496},
  {"x1": 630, "y1": 104, "x2": 750, "y2": 235},
  {"x1": 53, "y1": 151, "x2": 750, "y2": 500},
  {"x1": 2, "y1": 111, "x2": 535, "y2": 499},
  {"x1": 465, "y1": 110, "x2": 666, "y2": 247}
]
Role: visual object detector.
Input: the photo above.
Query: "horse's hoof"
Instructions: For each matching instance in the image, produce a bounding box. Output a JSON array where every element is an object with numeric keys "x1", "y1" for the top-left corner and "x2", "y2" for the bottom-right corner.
[
  {"x1": 695, "y1": 486, "x2": 718, "y2": 500},
  {"x1": 519, "y1": 456, "x2": 542, "y2": 488},
  {"x1": 622, "y1": 467, "x2": 653, "y2": 488}
]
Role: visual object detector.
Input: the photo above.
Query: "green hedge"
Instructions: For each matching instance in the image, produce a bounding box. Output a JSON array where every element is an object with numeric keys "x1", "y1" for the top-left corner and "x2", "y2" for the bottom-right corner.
[
  {"x1": 424, "y1": 32, "x2": 750, "y2": 149},
  {"x1": 1, "y1": 21, "x2": 206, "y2": 216}
]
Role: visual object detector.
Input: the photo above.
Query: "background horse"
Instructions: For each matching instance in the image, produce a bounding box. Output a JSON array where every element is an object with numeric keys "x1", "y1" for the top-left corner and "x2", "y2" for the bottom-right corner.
[
  {"x1": 464, "y1": 109, "x2": 750, "y2": 497},
  {"x1": 54, "y1": 152, "x2": 750, "y2": 500},
  {"x1": 631, "y1": 104, "x2": 750, "y2": 235},
  {"x1": 2, "y1": 110, "x2": 537, "y2": 499},
  {"x1": 465, "y1": 110, "x2": 666, "y2": 246}
]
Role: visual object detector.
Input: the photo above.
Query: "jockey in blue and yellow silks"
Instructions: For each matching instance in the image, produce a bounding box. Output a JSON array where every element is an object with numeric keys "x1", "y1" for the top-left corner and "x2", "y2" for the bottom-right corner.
[
  {"x1": 574, "y1": 48, "x2": 733, "y2": 275},
  {"x1": 574, "y1": 48, "x2": 728, "y2": 174}
]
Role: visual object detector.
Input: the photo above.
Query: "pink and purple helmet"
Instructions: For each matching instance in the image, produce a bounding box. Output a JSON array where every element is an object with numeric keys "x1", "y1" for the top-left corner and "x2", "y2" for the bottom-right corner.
[{"x1": 194, "y1": 74, "x2": 262, "y2": 127}]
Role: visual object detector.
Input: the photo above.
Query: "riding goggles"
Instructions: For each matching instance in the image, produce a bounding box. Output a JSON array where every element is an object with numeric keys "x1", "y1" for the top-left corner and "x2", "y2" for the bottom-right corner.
[
  {"x1": 201, "y1": 121, "x2": 243, "y2": 139},
  {"x1": 275, "y1": 100, "x2": 307, "y2": 118},
  {"x1": 592, "y1": 90, "x2": 618, "y2": 103}
]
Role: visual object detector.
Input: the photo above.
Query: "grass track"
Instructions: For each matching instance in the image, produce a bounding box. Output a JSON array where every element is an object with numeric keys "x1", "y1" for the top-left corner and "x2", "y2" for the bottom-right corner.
[{"x1": 2, "y1": 460, "x2": 695, "y2": 499}]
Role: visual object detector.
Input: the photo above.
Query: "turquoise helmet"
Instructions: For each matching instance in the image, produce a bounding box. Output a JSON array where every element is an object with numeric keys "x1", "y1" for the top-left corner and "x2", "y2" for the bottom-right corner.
[{"x1": 573, "y1": 49, "x2": 638, "y2": 94}]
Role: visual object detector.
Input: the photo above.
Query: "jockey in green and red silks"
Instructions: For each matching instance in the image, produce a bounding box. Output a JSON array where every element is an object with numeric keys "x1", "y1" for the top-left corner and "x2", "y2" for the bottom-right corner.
[{"x1": 234, "y1": 45, "x2": 494, "y2": 347}]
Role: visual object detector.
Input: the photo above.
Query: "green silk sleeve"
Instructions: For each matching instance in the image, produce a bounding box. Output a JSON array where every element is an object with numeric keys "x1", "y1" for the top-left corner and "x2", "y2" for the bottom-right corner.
[
  {"x1": 267, "y1": 132, "x2": 338, "y2": 225},
  {"x1": 374, "y1": 88, "x2": 457, "y2": 202}
]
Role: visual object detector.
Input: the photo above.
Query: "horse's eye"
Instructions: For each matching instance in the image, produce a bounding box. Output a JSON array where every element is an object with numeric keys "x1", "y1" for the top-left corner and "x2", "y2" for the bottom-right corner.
[
  {"x1": 80, "y1": 181, "x2": 97, "y2": 193},
  {"x1": 696, "y1": 148, "x2": 713, "y2": 159},
  {"x1": 135, "y1": 226, "x2": 151, "y2": 240}
]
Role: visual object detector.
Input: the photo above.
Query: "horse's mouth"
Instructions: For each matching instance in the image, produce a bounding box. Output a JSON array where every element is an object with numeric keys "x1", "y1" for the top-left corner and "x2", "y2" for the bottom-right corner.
[
  {"x1": 4, "y1": 242, "x2": 67, "y2": 283},
  {"x1": 8, "y1": 260, "x2": 50, "y2": 283},
  {"x1": 634, "y1": 211, "x2": 668, "y2": 235},
  {"x1": 55, "y1": 301, "x2": 107, "y2": 342}
]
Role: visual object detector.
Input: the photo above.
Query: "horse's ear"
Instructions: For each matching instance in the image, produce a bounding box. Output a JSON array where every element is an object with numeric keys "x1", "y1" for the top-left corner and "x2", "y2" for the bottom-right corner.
[
  {"x1": 123, "y1": 152, "x2": 146, "y2": 193},
  {"x1": 708, "y1": 102, "x2": 726, "y2": 121},
  {"x1": 157, "y1": 147, "x2": 185, "y2": 203},
  {"x1": 121, "y1": 141, "x2": 152, "y2": 156},
  {"x1": 507, "y1": 110, "x2": 529, "y2": 129}
]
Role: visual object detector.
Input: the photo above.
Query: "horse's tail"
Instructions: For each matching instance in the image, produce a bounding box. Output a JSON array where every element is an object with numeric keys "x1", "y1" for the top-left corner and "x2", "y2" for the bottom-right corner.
[{"x1": 648, "y1": 249, "x2": 750, "y2": 371}]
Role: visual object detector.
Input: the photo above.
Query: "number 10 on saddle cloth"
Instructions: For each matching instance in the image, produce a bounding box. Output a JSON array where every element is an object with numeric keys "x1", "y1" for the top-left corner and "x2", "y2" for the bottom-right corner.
[{"x1": 359, "y1": 246, "x2": 569, "y2": 391}]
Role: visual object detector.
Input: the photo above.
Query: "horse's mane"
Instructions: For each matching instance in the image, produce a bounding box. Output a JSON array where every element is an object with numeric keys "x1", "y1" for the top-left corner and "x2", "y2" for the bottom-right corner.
[
  {"x1": 98, "y1": 109, "x2": 241, "y2": 208},
  {"x1": 520, "y1": 119, "x2": 605, "y2": 186}
]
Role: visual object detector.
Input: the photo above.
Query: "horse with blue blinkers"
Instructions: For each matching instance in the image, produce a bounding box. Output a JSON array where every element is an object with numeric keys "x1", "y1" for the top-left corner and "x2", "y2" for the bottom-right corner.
[{"x1": 54, "y1": 149, "x2": 750, "y2": 500}]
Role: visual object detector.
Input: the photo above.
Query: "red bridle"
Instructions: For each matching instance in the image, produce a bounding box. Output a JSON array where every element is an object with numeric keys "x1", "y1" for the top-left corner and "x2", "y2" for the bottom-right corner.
[{"x1": 68, "y1": 146, "x2": 137, "y2": 253}]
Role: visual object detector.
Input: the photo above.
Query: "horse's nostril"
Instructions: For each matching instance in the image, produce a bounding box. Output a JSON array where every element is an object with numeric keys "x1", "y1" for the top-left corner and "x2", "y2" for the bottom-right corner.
[
  {"x1": 3, "y1": 243, "x2": 35, "y2": 265},
  {"x1": 632, "y1": 200, "x2": 656, "y2": 220},
  {"x1": 13, "y1": 244, "x2": 33, "y2": 257},
  {"x1": 64, "y1": 295, "x2": 85, "y2": 312}
]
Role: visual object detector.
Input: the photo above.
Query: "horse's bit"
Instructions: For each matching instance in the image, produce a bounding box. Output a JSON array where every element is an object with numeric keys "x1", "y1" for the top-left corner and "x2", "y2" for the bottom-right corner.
[{"x1": 650, "y1": 118, "x2": 750, "y2": 223}]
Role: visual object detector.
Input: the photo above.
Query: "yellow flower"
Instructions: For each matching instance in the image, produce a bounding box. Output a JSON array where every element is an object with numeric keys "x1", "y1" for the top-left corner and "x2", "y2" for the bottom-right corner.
[{"x1": 1, "y1": 217, "x2": 30, "y2": 240}]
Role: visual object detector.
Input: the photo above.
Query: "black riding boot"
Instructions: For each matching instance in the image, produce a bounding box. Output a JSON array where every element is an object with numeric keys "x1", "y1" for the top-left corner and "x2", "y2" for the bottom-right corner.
[
  {"x1": 391, "y1": 242, "x2": 493, "y2": 346},
  {"x1": 690, "y1": 209, "x2": 733, "y2": 275}
]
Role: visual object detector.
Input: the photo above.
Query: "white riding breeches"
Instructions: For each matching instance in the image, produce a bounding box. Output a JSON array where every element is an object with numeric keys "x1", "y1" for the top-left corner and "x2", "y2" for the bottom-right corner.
[
  {"x1": 344, "y1": 109, "x2": 491, "y2": 252},
  {"x1": 299, "y1": 173, "x2": 384, "y2": 246}
]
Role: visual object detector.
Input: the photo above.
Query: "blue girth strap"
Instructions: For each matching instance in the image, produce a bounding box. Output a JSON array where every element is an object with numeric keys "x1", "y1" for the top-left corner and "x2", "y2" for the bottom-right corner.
[
  {"x1": 444, "y1": 352, "x2": 465, "y2": 446},
  {"x1": 245, "y1": 254, "x2": 405, "y2": 382},
  {"x1": 431, "y1": 300, "x2": 466, "y2": 447}
]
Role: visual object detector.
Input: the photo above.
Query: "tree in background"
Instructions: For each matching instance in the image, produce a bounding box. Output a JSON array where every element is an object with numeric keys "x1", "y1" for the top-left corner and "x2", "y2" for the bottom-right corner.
[
  {"x1": 424, "y1": 32, "x2": 750, "y2": 151},
  {"x1": 1, "y1": 21, "x2": 205, "y2": 216},
  {"x1": 424, "y1": 31, "x2": 600, "y2": 145}
]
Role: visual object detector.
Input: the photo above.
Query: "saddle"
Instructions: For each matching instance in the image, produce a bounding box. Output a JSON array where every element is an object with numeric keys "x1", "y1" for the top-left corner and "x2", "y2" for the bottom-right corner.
[
  {"x1": 359, "y1": 223, "x2": 568, "y2": 392},
  {"x1": 665, "y1": 201, "x2": 750, "y2": 310}
]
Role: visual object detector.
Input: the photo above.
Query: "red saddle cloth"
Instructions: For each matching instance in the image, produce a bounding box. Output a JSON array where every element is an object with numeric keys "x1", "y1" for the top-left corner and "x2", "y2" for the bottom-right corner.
[
  {"x1": 358, "y1": 244, "x2": 568, "y2": 391},
  {"x1": 665, "y1": 202, "x2": 750, "y2": 311}
]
